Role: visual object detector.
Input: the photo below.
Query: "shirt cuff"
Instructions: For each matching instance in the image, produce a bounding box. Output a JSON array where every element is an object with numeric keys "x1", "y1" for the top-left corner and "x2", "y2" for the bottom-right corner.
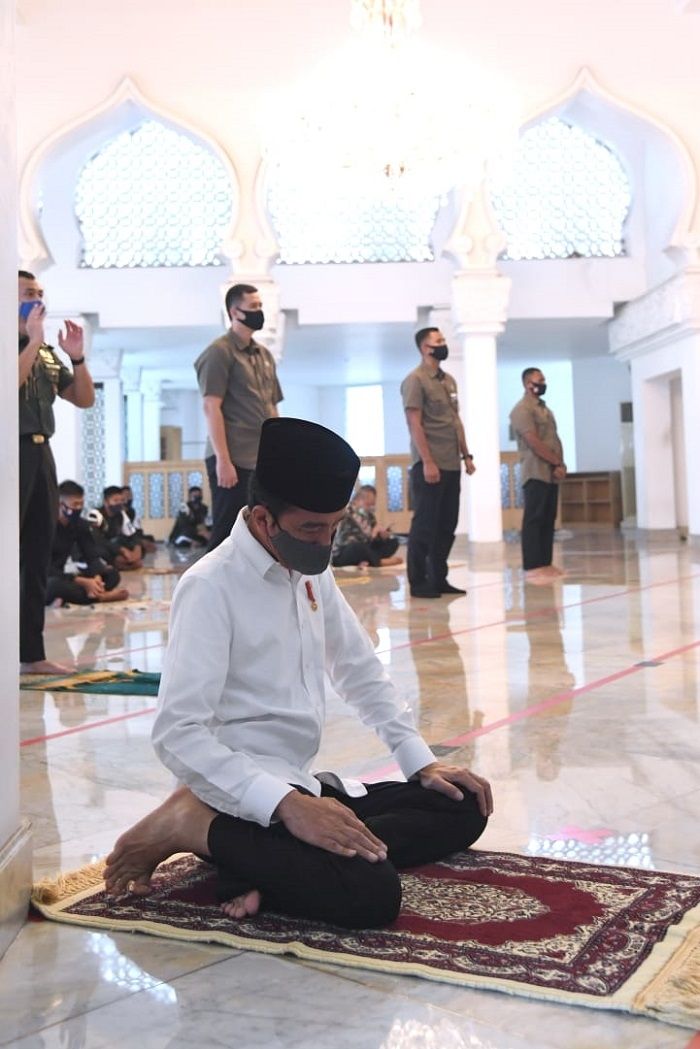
[
  {"x1": 393, "y1": 736, "x2": 436, "y2": 781},
  {"x1": 238, "y1": 773, "x2": 297, "y2": 827}
]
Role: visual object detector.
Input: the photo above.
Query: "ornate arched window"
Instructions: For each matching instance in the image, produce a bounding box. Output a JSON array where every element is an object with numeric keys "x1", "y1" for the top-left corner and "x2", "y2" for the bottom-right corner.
[
  {"x1": 266, "y1": 172, "x2": 441, "y2": 264},
  {"x1": 488, "y1": 118, "x2": 631, "y2": 260},
  {"x1": 75, "y1": 120, "x2": 234, "y2": 268}
]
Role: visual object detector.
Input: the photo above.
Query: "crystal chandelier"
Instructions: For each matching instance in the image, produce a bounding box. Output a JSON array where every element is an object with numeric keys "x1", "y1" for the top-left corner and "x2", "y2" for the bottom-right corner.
[
  {"x1": 350, "y1": 0, "x2": 422, "y2": 44},
  {"x1": 262, "y1": 0, "x2": 518, "y2": 198}
]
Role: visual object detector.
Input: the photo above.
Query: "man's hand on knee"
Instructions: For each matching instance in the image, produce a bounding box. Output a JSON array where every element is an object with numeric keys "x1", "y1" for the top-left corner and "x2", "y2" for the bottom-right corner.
[
  {"x1": 417, "y1": 762, "x2": 494, "y2": 818},
  {"x1": 275, "y1": 792, "x2": 388, "y2": 862}
]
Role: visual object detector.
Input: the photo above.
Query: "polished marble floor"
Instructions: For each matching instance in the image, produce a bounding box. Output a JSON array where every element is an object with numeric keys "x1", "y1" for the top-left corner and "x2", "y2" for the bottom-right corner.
[{"x1": 4, "y1": 529, "x2": 700, "y2": 1048}]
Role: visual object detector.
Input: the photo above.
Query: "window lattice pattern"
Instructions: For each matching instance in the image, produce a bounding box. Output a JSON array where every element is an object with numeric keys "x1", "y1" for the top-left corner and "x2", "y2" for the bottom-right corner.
[
  {"x1": 386, "y1": 466, "x2": 404, "y2": 512},
  {"x1": 266, "y1": 174, "x2": 440, "y2": 264},
  {"x1": 81, "y1": 383, "x2": 106, "y2": 510},
  {"x1": 75, "y1": 121, "x2": 234, "y2": 268},
  {"x1": 149, "y1": 472, "x2": 165, "y2": 519},
  {"x1": 489, "y1": 119, "x2": 631, "y2": 261},
  {"x1": 168, "y1": 472, "x2": 184, "y2": 516},
  {"x1": 500, "y1": 463, "x2": 511, "y2": 510},
  {"x1": 128, "y1": 473, "x2": 145, "y2": 520},
  {"x1": 513, "y1": 462, "x2": 524, "y2": 509}
]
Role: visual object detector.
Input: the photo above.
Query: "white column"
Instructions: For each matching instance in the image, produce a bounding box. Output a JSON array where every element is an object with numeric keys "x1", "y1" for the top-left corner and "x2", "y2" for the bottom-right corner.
[
  {"x1": 1, "y1": 1, "x2": 31, "y2": 959},
  {"x1": 609, "y1": 268, "x2": 700, "y2": 537},
  {"x1": 89, "y1": 348, "x2": 124, "y2": 487},
  {"x1": 439, "y1": 182, "x2": 511, "y2": 542},
  {"x1": 680, "y1": 339, "x2": 700, "y2": 534},
  {"x1": 123, "y1": 368, "x2": 144, "y2": 462},
  {"x1": 141, "y1": 375, "x2": 162, "y2": 462},
  {"x1": 449, "y1": 271, "x2": 511, "y2": 542}
]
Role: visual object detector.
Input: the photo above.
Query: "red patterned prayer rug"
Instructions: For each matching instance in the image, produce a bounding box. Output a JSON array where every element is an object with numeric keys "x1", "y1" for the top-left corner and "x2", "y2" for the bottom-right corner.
[{"x1": 32, "y1": 850, "x2": 700, "y2": 1030}]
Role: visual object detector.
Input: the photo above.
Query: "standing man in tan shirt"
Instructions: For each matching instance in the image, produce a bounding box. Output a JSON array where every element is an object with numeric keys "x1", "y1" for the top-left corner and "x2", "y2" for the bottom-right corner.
[
  {"x1": 401, "y1": 328, "x2": 475, "y2": 599},
  {"x1": 195, "y1": 284, "x2": 283, "y2": 550},
  {"x1": 509, "y1": 367, "x2": 566, "y2": 581}
]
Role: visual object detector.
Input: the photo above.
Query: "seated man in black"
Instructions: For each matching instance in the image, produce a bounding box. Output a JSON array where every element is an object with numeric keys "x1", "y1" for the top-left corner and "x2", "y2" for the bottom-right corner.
[
  {"x1": 99, "y1": 485, "x2": 144, "y2": 571},
  {"x1": 121, "y1": 485, "x2": 157, "y2": 553},
  {"x1": 168, "y1": 485, "x2": 211, "y2": 547},
  {"x1": 46, "y1": 481, "x2": 129, "y2": 606}
]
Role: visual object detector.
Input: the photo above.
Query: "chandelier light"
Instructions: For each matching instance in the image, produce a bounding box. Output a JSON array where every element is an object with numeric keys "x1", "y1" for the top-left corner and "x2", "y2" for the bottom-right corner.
[{"x1": 262, "y1": 0, "x2": 518, "y2": 199}]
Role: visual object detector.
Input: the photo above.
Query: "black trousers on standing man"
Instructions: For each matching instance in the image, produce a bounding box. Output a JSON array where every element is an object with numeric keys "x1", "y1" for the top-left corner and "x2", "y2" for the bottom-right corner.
[
  {"x1": 205, "y1": 456, "x2": 253, "y2": 552},
  {"x1": 407, "y1": 462, "x2": 460, "y2": 591},
  {"x1": 19, "y1": 437, "x2": 58, "y2": 663},
  {"x1": 521, "y1": 479, "x2": 559, "y2": 571}
]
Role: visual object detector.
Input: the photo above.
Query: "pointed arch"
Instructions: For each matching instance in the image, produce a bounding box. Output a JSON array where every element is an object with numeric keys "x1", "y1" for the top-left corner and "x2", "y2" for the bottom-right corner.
[
  {"x1": 19, "y1": 77, "x2": 241, "y2": 269},
  {"x1": 517, "y1": 68, "x2": 697, "y2": 257}
]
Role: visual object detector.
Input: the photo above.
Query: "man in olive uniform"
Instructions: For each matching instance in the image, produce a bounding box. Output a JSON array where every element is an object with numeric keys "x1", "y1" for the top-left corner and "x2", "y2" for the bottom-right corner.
[
  {"x1": 509, "y1": 367, "x2": 566, "y2": 581},
  {"x1": 195, "y1": 283, "x2": 283, "y2": 551},
  {"x1": 401, "y1": 327, "x2": 476, "y2": 599},
  {"x1": 18, "y1": 270, "x2": 96, "y2": 672}
]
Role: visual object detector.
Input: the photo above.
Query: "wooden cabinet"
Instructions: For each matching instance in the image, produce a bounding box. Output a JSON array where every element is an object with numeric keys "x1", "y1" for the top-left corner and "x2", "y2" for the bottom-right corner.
[{"x1": 560, "y1": 471, "x2": 622, "y2": 527}]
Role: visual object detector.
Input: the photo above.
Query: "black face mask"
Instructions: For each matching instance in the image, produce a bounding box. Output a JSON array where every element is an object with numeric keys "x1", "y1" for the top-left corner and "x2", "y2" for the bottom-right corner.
[
  {"x1": 237, "y1": 309, "x2": 265, "y2": 332},
  {"x1": 269, "y1": 525, "x2": 332, "y2": 576},
  {"x1": 60, "y1": 503, "x2": 82, "y2": 523},
  {"x1": 105, "y1": 504, "x2": 122, "y2": 517},
  {"x1": 531, "y1": 382, "x2": 547, "y2": 397},
  {"x1": 428, "y1": 345, "x2": 449, "y2": 361}
]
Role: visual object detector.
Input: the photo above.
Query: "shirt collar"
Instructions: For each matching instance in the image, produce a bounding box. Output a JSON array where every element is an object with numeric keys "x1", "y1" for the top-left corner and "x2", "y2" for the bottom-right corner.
[
  {"x1": 227, "y1": 329, "x2": 261, "y2": 356},
  {"x1": 232, "y1": 509, "x2": 285, "y2": 581},
  {"x1": 419, "y1": 361, "x2": 442, "y2": 380}
]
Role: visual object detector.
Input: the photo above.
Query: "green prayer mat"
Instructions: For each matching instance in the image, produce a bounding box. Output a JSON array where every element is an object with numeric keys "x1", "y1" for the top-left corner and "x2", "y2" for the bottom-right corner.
[{"x1": 20, "y1": 669, "x2": 161, "y2": 696}]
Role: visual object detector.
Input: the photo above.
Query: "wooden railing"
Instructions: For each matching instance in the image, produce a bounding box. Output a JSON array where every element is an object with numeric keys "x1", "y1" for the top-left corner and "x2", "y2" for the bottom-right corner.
[
  {"x1": 124, "y1": 461, "x2": 212, "y2": 540},
  {"x1": 124, "y1": 455, "x2": 415, "y2": 539},
  {"x1": 125, "y1": 453, "x2": 538, "y2": 540},
  {"x1": 500, "y1": 451, "x2": 525, "y2": 531}
]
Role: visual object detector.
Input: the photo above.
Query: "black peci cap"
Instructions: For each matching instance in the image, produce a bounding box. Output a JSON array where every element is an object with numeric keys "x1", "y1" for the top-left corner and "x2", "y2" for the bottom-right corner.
[{"x1": 255, "y1": 418, "x2": 360, "y2": 512}]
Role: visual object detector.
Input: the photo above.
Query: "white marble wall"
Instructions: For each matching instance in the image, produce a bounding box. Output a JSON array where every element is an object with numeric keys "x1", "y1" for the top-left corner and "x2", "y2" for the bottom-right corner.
[{"x1": 1, "y1": 0, "x2": 31, "y2": 960}]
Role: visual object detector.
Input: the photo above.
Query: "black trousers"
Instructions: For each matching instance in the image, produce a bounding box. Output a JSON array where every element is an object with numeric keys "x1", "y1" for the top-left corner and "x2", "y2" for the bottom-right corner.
[
  {"x1": 207, "y1": 779, "x2": 488, "y2": 929},
  {"x1": 332, "y1": 536, "x2": 399, "y2": 568},
  {"x1": 407, "y1": 464, "x2": 461, "y2": 589},
  {"x1": 19, "y1": 439, "x2": 58, "y2": 663},
  {"x1": 205, "y1": 456, "x2": 253, "y2": 552},
  {"x1": 46, "y1": 564, "x2": 121, "y2": 605},
  {"x1": 521, "y1": 479, "x2": 559, "y2": 570}
]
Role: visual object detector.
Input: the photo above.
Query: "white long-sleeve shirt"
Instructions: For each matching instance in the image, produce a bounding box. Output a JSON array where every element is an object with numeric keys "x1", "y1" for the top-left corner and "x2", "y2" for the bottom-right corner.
[{"x1": 151, "y1": 512, "x2": 435, "y2": 827}]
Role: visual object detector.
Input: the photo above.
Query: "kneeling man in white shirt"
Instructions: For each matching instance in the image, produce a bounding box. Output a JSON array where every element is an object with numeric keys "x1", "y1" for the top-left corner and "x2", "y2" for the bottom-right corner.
[{"x1": 105, "y1": 417, "x2": 493, "y2": 928}]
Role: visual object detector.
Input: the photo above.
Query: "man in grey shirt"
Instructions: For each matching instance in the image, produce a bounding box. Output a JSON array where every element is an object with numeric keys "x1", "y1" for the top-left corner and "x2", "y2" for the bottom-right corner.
[
  {"x1": 401, "y1": 327, "x2": 475, "y2": 598},
  {"x1": 509, "y1": 366, "x2": 566, "y2": 581},
  {"x1": 195, "y1": 283, "x2": 283, "y2": 550}
]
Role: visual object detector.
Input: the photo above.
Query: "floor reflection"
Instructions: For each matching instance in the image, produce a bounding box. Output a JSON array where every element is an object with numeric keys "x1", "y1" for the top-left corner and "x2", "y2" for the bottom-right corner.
[{"x1": 12, "y1": 527, "x2": 700, "y2": 1049}]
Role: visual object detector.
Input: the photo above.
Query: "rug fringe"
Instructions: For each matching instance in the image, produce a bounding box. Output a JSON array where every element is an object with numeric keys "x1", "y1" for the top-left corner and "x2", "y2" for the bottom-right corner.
[
  {"x1": 638, "y1": 925, "x2": 700, "y2": 1025},
  {"x1": 32, "y1": 860, "x2": 106, "y2": 905}
]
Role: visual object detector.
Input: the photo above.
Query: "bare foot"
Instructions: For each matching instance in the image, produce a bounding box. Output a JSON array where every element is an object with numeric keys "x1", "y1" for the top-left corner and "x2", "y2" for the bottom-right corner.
[
  {"x1": 379, "y1": 555, "x2": 402, "y2": 567},
  {"x1": 20, "y1": 659, "x2": 72, "y2": 675},
  {"x1": 524, "y1": 569, "x2": 554, "y2": 586},
  {"x1": 221, "y1": 889, "x2": 262, "y2": 920},
  {"x1": 97, "y1": 587, "x2": 130, "y2": 603},
  {"x1": 103, "y1": 786, "x2": 216, "y2": 897},
  {"x1": 531, "y1": 565, "x2": 565, "y2": 578}
]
